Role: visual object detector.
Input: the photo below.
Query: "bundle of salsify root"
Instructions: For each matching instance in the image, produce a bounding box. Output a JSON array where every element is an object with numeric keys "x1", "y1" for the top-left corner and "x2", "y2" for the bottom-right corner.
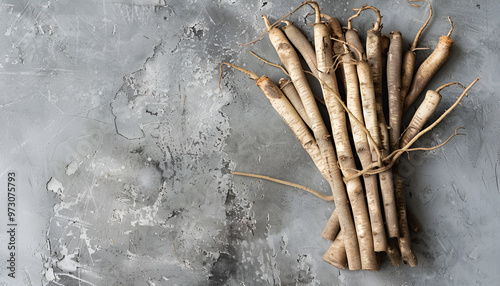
[{"x1": 220, "y1": 0, "x2": 479, "y2": 270}]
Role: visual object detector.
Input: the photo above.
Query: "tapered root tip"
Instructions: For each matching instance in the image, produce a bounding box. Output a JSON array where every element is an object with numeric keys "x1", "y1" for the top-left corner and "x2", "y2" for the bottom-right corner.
[
  {"x1": 447, "y1": 16, "x2": 454, "y2": 37},
  {"x1": 220, "y1": 62, "x2": 259, "y2": 81},
  {"x1": 348, "y1": 4, "x2": 367, "y2": 29},
  {"x1": 262, "y1": 15, "x2": 272, "y2": 30},
  {"x1": 406, "y1": 0, "x2": 421, "y2": 8},
  {"x1": 402, "y1": 251, "x2": 418, "y2": 267},
  {"x1": 281, "y1": 20, "x2": 292, "y2": 28},
  {"x1": 410, "y1": 0, "x2": 433, "y2": 50}
]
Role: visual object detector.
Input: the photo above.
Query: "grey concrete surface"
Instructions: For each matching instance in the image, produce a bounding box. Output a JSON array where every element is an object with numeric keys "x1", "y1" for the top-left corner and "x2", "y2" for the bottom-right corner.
[{"x1": 0, "y1": 0, "x2": 498, "y2": 285}]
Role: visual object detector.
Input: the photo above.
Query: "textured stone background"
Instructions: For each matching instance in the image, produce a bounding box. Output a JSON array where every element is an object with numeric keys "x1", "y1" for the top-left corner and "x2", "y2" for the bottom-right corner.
[{"x1": 0, "y1": 0, "x2": 498, "y2": 285}]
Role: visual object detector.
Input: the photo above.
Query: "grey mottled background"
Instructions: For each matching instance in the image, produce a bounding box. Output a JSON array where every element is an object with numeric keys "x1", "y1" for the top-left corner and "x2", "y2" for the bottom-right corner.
[{"x1": 0, "y1": 0, "x2": 498, "y2": 285}]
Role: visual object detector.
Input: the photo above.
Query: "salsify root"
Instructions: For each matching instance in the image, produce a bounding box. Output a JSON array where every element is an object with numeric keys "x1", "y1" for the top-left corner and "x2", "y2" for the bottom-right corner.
[
  {"x1": 364, "y1": 6, "x2": 385, "y2": 118},
  {"x1": 342, "y1": 46, "x2": 387, "y2": 253},
  {"x1": 343, "y1": 78, "x2": 480, "y2": 179},
  {"x1": 386, "y1": 238, "x2": 402, "y2": 266},
  {"x1": 394, "y1": 168, "x2": 418, "y2": 266},
  {"x1": 323, "y1": 230, "x2": 348, "y2": 269},
  {"x1": 345, "y1": 5, "x2": 367, "y2": 61},
  {"x1": 282, "y1": 20, "x2": 319, "y2": 79},
  {"x1": 279, "y1": 78, "x2": 312, "y2": 129},
  {"x1": 404, "y1": 17, "x2": 454, "y2": 112},
  {"x1": 401, "y1": 0, "x2": 433, "y2": 102},
  {"x1": 220, "y1": 63, "x2": 329, "y2": 180},
  {"x1": 357, "y1": 5, "x2": 400, "y2": 241},
  {"x1": 387, "y1": 31, "x2": 403, "y2": 151},
  {"x1": 322, "y1": 210, "x2": 341, "y2": 241},
  {"x1": 400, "y1": 82, "x2": 464, "y2": 148},
  {"x1": 312, "y1": 2, "x2": 377, "y2": 269},
  {"x1": 264, "y1": 10, "x2": 363, "y2": 269},
  {"x1": 343, "y1": 13, "x2": 382, "y2": 165},
  {"x1": 223, "y1": 0, "x2": 478, "y2": 272},
  {"x1": 388, "y1": 78, "x2": 480, "y2": 167},
  {"x1": 324, "y1": 15, "x2": 347, "y2": 89},
  {"x1": 394, "y1": 81, "x2": 467, "y2": 266}
]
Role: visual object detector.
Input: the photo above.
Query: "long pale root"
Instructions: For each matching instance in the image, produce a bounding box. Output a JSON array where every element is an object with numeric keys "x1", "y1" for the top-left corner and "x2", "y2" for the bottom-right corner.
[
  {"x1": 264, "y1": 14, "x2": 362, "y2": 269},
  {"x1": 282, "y1": 20, "x2": 319, "y2": 79},
  {"x1": 315, "y1": 19, "x2": 376, "y2": 270},
  {"x1": 362, "y1": 9, "x2": 400, "y2": 241},
  {"x1": 279, "y1": 79, "x2": 312, "y2": 129},
  {"x1": 400, "y1": 90, "x2": 441, "y2": 148},
  {"x1": 343, "y1": 53, "x2": 387, "y2": 253}
]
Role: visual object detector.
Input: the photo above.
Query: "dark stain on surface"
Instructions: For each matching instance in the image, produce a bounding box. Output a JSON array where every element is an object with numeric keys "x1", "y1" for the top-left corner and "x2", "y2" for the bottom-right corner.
[
  {"x1": 207, "y1": 188, "x2": 240, "y2": 285},
  {"x1": 190, "y1": 25, "x2": 204, "y2": 40},
  {"x1": 208, "y1": 252, "x2": 238, "y2": 285}
]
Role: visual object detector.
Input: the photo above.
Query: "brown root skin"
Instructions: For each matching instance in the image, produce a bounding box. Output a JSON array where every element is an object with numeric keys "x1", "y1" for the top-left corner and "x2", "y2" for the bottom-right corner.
[
  {"x1": 265, "y1": 14, "x2": 338, "y2": 178},
  {"x1": 378, "y1": 122, "x2": 399, "y2": 239},
  {"x1": 367, "y1": 30, "x2": 383, "y2": 101},
  {"x1": 400, "y1": 50, "x2": 416, "y2": 102},
  {"x1": 345, "y1": 30, "x2": 365, "y2": 61},
  {"x1": 311, "y1": 65, "x2": 382, "y2": 168},
  {"x1": 403, "y1": 30, "x2": 454, "y2": 112},
  {"x1": 392, "y1": 78, "x2": 478, "y2": 164},
  {"x1": 335, "y1": 30, "x2": 387, "y2": 254},
  {"x1": 226, "y1": 64, "x2": 342, "y2": 250},
  {"x1": 387, "y1": 31, "x2": 403, "y2": 151},
  {"x1": 328, "y1": 40, "x2": 383, "y2": 164},
  {"x1": 394, "y1": 169, "x2": 418, "y2": 267},
  {"x1": 386, "y1": 238, "x2": 401, "y2": 266},
  {"x1": 381, "y1": 34, "x2": 390, "y2": 68},
  {"x1": 256, "y1": 76, "x2": 282, "y2": 99},
  {"x1": 381, "y1": 34, "x2": 390, "y2": 51},
  {"x1": 323, "y1": 231, "x2": 348, "y2": 270},
  {"x1": 322, "y1": 211, "x2": 340, "y2": 241},
  {"x1": 256, "y1": 76, "x2": 333, "y2": 181},
  {"x1": 327, "y1": 17, "x2": 344, "y2": 40},
  {"x1": 326, "y1": 17, "x2": 346, "y2": 61},
  {"x1": 357, "y1": 60, "x2": 382, "y2": 162}
]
